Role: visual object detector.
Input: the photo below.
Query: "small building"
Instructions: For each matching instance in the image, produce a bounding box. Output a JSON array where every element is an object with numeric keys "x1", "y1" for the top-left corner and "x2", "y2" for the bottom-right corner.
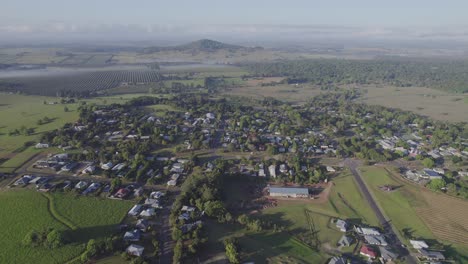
[
  {"x1": 328, "y1": 256, "x2": 346, "y2": 264},
  {"x1": 337, "y1": 235, "x2": 353, "y2": 247},
  {"x1": 124, "y1": 229, "x2": 141, "y2": 242},
  {"x1": 128, "y1": 204, "x2": 143, "y2": 216},
  {"x1": 115, "y1": 188, "x2": 130, "y2": 199},
  {"x1": 410, "y1": 240, "x2": 429, "y2": 250},
  {"x1": 35, "y1": 143, "x2": 49, "y2": 149},
  {"x1": 335, "y1": 219, "x2": 347, "y2": 232},
  {"x1": 140, "y1": 208, "x2": 156, "y2": 217},
  {"x1": 354, "y1": 226, "x2": 381, "y2": 236},
  {"x1": 419, "y1": 249, "x2": 445, "y2": 261},
  {"x1": 136, "y1": 219, "x2": 150, "y2": 232},
  {"x1": 379, "y1": 246, "x2": 398, "y2": 262},
  {"x1": 269, "y1": 187, "x2": 309, "y2": 198},
  {"x1": 364, "y1": 235, "x2": 388, "y2": 246},
  {"x1": 268, "y1": 165, "x2": 277, "y2": 178},
  {"x1": 326, "y1": 166, "x2": 336, "y2": 172},
  {"x1": 74, "y1": 181, "x2": 88, "y2": 190},
  {"x1": 126, "y1": 244, "x2": 144, "y2": 257},
  {"x1": 360, "y1": 245, "x2": 378, "y2": 259}
]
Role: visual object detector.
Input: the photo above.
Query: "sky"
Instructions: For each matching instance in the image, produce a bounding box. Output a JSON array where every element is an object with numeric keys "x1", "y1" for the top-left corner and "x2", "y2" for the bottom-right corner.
[{"x1": 1, "y1": 0, "x2": 468, "y2": 44}]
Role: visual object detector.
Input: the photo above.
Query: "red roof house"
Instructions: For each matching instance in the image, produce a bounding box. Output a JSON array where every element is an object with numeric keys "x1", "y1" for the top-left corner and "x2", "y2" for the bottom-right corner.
[
  {"x1": 360, "y1": 245, "x2": 377, "y2": 259},
  {"x1": 115, "y1": 188, "x2": 130, "y2": 199}
]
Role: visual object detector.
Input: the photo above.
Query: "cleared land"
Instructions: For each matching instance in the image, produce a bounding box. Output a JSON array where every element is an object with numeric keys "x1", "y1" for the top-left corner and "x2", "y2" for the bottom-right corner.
[
  {"x1": 360, "y1": 166, "x2": 468, "y2": 262},
  {"x1": 359, "y1": 85, "x2": 468, "y2": 122},
  {"x1": 0, "y1": 94, "x2": 79, "y2": 173},
  {"x1": 0, "y1": 190, "x2": 132, "y2": 264}
]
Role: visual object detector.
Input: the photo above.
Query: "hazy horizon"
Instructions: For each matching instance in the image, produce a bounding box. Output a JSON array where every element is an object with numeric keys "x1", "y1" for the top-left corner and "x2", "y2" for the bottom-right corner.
[{"x1": 2, "y1": 1, "x2": 468, "y2": 47}]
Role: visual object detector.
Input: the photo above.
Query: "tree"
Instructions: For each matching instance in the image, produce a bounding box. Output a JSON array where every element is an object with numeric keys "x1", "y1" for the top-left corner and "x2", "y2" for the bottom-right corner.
[
  {"x1": 173, "y1": 240, "x2": 183, "y2": 264},
  {"x1": 64, "y1": 106, "x2": 69, "y2": 112},
  {"x1": 427, "y1": 179, "x2": 446, "y2": 191},
  {"x1": 46, "y1": 229, "x2": 65, "y2": 248},
  {"x1": 422, "y1": 157, "x2": 435, "y2": 168},
  {"x1": 224, "y1": 239, "x2": 240, "y2": 264}
]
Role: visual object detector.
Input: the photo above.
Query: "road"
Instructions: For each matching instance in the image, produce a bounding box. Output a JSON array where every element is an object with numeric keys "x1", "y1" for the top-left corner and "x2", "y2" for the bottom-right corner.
[{"x1": 344, "y1": 159, "x2": 417, "y2": 264}]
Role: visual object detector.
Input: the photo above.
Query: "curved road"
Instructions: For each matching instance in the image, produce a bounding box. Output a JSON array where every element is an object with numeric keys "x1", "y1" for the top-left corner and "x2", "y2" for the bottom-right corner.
[{"x1": 344, "y1": 159, "x2": 417, "y2": 264}]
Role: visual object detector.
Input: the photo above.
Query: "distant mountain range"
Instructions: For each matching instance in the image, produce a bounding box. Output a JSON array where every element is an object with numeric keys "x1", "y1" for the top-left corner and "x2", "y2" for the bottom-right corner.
[{"x1": 141, "y1": 39, "x2": 263, "y2": 54}]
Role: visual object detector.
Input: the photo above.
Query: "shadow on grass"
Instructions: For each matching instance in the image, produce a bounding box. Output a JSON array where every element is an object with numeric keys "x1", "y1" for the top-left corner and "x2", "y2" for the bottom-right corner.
[{"x1": 64, "y1": 224, "x2": 120, "y2": 245}]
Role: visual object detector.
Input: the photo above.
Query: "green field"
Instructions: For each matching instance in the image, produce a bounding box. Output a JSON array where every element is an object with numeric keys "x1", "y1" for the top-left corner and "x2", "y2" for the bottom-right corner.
[
  {"x1": 360, "y1": 166, "x2": 468, "y2": 262},
  {"x1": 0, "y1": 93, "x2": 168, "y2": 173},
  {"x1": 0, "y1": 94, "x2": 80, "y2": 172},
  {"x1": 205, "y1": 172, "x2": 379, "y2": 263},
  {"x1": 0, "y1": 190, "x2": 132, "y2": 264}
]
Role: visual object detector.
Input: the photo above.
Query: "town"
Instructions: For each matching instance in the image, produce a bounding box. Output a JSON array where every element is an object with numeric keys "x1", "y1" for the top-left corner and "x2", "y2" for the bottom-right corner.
[{"x1": 4, "y1": 88, "x2": 466, "y2": 264}]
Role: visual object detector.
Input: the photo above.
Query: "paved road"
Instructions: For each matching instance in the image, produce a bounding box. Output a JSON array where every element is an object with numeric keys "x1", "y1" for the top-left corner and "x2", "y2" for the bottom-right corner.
[
  {"x1": 159, "y1": 190, "x2": 179, "y2": 264},
  {"x1": 344, "y1": 159, "x2": 417, "y2": 264}
]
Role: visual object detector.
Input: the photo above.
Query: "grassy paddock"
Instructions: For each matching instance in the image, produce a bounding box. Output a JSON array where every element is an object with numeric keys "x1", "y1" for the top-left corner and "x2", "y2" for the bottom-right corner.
[
  {"x1": 0, "y1": 190, "x2": 132, "y2": 264},
  {"x1": 360, "y1": 166, "x2": 468, "y2": 261}
]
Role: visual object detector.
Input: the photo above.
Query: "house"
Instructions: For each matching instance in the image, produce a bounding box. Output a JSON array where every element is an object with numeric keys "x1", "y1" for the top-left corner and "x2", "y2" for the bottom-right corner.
[
  {"x1": 145, "y1": 198, "x2": 162, "y2": 208},
  {"x1": 124, "y1": 229, "x2": 141, "y2": 241},
  {"x1": 364, "y1": 235, "x2": 388, "y2": 246},
  {"x1": 181, "y1": 220, "x2": 202, "y2": 233},
  {"x1": 140, "y1": 208, "x2": 156, "y2": 217},
  {"x1": 150, "y1": 191, "x2": 165, "y2": 199},
  {"x1": 337, "y1": 235, "x2": 353, "y2": 247},
  {"x1": 181, "y1": 205, "x2": 196, "y2": 212},
  {"x1": 128, "y1": 204, "x2": 143, "y2": 216},
  {"x1": 354, "y1": 226, "x2": 381, "y2": 236},
  {"x1": 379, "y1": 246, "x2": 398, "y2": 262},
  {"x1": 335, "y1": 219, "x2": 347, "y2": 232},
  {"x1": 360, "y1": 245, "x2": 378, "y2": 259},
  {"x1": 100, "y1": 162, "x2": 113, "y2": 170},
  {"x1": 81, "y1": 165, "x2": 96, "y2": 174},
  {"x1": 328, "y1": 256, "x2": 346, "y2": 264},
  {"x1": 14, "y1": 175, "x2": 34, "y2": 185},
  {"x1": 279, "y1": 164, "x2": 288, "y2": 174},
  {"x1": 136, "y1": 219, "x2": 150, "y2": 231},
  {"x1": 269, "y1": 187, "x2": 309, "y2": 198},
  {"x1": 134, "y1": 187, "x2": 144, "y2": 197},
  {"x1": 410, "y1": 240, "x2": 429, "y2": 249},
  {"x1": 126, "y1": 244, "x2": 144, "y2": 257},
  {"x1": 419, "y1": 249, "x2": 445, "y2": 261},
  {"x1": 74, "y1": 181, "x2": 88, "y2": 190},
  {"x1": 167, "y1": 180, "x2": 177, "y2": 186},
  {"x1": 115, "y1": 188, "x2": 130, "y2": 199},
  {"x1": 422, "y1": 169, "x2": 443, "y2": 180},
  {"x1": 35, "y1": 143, "x2": 49, "y2": 149},
  {"x1": 82, "y1": 182, "x2": 100, "y2": 195},
  {"x1": 268, "y1": 165, "x2": 277, "y2": 178}
]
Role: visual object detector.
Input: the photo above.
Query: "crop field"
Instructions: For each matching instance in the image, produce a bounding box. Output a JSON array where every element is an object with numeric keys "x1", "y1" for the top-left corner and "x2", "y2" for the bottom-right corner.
[
  {"x1": 358, "y1": 85, "x2": 468, "y2": 122},
  {"x1": 0, "y1": 190, "x2": 131, "y2": 264},
  {"x1": 0, "y1": 69, "x2": 162, "y2": 96},
  {"x1": 360, "y1": 166, "x2": 468, "y2": 261}
]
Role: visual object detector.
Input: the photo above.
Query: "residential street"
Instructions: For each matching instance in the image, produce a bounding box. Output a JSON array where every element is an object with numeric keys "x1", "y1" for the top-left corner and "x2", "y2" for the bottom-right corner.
[{"x1": 344, "y1": 159, "x2": 417, "y2": 264}]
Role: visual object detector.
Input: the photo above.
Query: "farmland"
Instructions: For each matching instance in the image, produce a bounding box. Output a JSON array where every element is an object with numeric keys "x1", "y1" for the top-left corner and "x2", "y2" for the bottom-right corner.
[
  {"x1": 358, "y1": 85, "x2": 468, "y2": 122},
  {"x1": 0, "y1": 94, "x2": 79, "y2": 173},
  {"x1": 360, "y1": 166, "x2": 468, "y2": 262},
  {"x1": 0, "y1": 190, "x2": 132, "y2": 264},
  {"x1": 0, "y1": 68, "x2": 162, "y2": 96}
]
